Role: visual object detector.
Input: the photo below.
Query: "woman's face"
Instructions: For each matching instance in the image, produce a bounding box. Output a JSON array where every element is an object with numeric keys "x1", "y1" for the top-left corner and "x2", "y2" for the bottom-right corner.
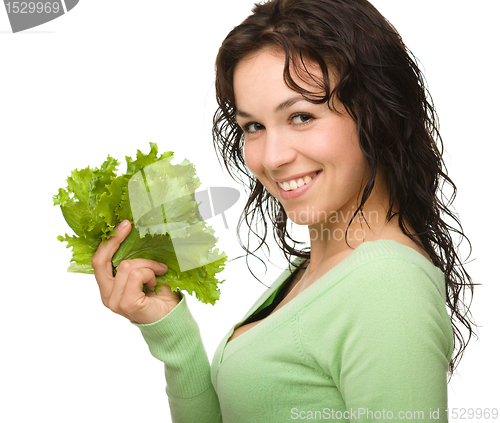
[{"x1": 233, "y1": 49, "x2": 369, "y2": 226}]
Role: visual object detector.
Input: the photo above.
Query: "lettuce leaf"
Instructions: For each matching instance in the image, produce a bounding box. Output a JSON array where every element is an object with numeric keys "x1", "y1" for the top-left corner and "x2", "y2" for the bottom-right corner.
[{"x1": 53, "y1": 143, "x2": 226, "y2": 305}]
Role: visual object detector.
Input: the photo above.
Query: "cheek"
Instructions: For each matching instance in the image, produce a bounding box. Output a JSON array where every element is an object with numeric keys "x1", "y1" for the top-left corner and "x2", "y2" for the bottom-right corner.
[
  {"x1": 313, "y1": 121, "x2": 362, "y2": 168},
  {"x1": 243, "y1": 141, "x2": 261, "y2": 176},
  {"x1": 303, "y1": 133, "x2": 357, "y2": 167}
]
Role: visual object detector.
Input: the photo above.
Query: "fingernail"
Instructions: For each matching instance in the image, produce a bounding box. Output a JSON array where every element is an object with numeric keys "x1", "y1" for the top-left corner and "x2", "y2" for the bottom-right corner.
[
  {"x1": 159, "y1": 263, "x2": 168, "y2": 268},
  {"x1": 116, "y1": 220, "x2": 129, "y2": 230}
]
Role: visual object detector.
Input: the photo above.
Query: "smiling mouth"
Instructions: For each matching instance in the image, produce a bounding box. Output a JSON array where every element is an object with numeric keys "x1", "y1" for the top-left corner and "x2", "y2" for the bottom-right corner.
[{"x1": 277, "y1": 171, "x2": 320, "y2": 191}]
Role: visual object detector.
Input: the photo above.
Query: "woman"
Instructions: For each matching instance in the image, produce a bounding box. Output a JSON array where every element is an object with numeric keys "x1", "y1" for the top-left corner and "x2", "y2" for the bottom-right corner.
[{"x1": 92, "y1": 0, "x2": 476, "y2": 421}]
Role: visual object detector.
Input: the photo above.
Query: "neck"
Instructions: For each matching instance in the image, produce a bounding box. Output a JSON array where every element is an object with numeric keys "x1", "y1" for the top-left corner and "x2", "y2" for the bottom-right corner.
[{"x1": 306, "y1": 168, "x2": 397, "y2": 274}]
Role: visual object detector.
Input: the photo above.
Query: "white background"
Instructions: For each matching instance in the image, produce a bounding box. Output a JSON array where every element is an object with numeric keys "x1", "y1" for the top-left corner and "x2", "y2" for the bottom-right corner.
[{"x1": 0, "y1": 1, "x2": 498, "y2": 421}]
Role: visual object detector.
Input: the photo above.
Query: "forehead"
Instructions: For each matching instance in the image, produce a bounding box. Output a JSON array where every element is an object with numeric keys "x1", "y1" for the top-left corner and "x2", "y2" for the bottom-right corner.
[{"x1": 233, "y1": 49, "x2": 326, "y2": 106}]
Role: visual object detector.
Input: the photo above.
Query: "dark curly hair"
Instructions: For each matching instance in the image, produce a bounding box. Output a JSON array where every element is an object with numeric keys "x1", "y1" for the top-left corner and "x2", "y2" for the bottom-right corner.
[{"x1": 212, "y1": 0, "x2": 477, "y2": 377}]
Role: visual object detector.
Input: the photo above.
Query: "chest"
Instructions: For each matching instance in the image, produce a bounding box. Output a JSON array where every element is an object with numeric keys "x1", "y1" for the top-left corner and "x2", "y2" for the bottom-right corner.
[
  {"x1": 227, "y1": 264, "x2": 308, "y2": 342},
  {"x1": 215, "y1": 315, "x2": 345, "y2": 423}
]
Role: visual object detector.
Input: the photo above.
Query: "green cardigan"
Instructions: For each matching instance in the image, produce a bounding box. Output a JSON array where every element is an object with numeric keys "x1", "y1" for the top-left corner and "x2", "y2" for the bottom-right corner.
[{"x1": 133, "y1": 239, "x2": 453, "y2": 422}]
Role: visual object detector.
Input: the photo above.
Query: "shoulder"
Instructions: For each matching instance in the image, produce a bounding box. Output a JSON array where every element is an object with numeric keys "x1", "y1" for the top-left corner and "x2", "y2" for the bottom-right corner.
[
  {"x1": 333, "y1": 239, "x2": 446, "y2": 300},
  {"x1": 298, "y1": 239, "x2": 449, "y2": 327},
  {"x1": 297, "y1": 240, "x2": 454, "y2": 368}
]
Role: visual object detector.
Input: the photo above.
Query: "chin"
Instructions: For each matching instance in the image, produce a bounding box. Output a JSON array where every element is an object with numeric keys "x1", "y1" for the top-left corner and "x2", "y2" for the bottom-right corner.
[{"x1": 282, "y1": 205, "x2": 323, "y2": 226}]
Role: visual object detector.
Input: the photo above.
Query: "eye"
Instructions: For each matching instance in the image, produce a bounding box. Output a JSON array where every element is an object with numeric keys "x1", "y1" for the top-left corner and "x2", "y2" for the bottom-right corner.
[
  {"x1": 243, "y1": 122, "x2": 265, "y2": 134},
  {"x1": 290, "y1": 113, "x2": 313, "y2": 125}
]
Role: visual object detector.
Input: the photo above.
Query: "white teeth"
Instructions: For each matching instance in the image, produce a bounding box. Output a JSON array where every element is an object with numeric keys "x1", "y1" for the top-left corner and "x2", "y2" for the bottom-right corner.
[{"x1": 278, "y1": 172, "x2": 317, "y2": 191}]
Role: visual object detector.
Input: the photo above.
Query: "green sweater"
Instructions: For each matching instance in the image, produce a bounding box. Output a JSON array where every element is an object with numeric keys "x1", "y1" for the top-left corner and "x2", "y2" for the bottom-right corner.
[{"x1": 132, "y1": 239, "x2": 453, "y2": 422}]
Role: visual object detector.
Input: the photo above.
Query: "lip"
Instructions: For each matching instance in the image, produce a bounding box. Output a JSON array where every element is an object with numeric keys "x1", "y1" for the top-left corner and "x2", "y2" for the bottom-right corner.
[
  {"x1": 272, "y1": 170, "x2": 321, "y2": 184},
  {"x1": 276, "y1": 170, "x2": 322, "y2": 200}
]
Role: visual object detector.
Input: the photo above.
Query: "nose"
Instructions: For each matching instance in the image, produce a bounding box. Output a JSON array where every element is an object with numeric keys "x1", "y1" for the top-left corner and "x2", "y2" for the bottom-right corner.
[{"x1": 261, "y1": 127, "x2": 297, "y2": 171}]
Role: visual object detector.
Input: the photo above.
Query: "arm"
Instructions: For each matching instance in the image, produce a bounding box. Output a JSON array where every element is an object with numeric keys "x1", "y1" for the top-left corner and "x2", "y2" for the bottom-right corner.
[
  {"x1": 131, "y1": 294, "x2": 223, "y2": 423},
  {"x1": 300, "y1": 258, "x2": 453, "y2": 422},
  {"x1": 91, "y1": 220, "x2": 222, "y2": 422}
]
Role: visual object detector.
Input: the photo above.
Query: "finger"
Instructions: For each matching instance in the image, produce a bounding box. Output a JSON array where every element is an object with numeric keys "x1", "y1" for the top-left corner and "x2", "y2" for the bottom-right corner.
[
  {"x1": 146, "y1": 283, "x2": 178, "y2": 297},
  {"x1": 145, "y1": 283, "x2": 182, "y2": 306},
  {"x1": 115, "y1": 258, "x2": 169, "y2": 277},
  {"x1": 119, "y1": 267, "x2": 158, "y2": 320},
  {"x1": 92, "y1": 220, "x2": 132, "y2": 297},
  {"x1": 93, "y1": 220, "x2": 132, "y2": 271},
  {"x1": 109, "y1": 260, "x2": 167, "y2": 310},
  {"x1": 112, "y1": 258, "x2": 168, "y2": 298},
  {"x1": 122, "y1": 271, "x2": 181, "y2": 324},
  {"x1": 108, "y1": 267, "x2": 153, "y2": 314}
]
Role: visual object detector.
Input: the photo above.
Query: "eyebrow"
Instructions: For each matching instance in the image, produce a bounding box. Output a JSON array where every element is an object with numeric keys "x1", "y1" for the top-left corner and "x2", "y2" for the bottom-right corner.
[{"x1": 235, "y1": 95, "x2": 305, "y2": 119}]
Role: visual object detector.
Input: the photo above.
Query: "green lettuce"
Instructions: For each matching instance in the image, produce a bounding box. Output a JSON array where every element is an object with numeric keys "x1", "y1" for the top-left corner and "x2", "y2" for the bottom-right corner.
[{"x1": 53, "y1": 143, "x2": 226, "y2": 305}]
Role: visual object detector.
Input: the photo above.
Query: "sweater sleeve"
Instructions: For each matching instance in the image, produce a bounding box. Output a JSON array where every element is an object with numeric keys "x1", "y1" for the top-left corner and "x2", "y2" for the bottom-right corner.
[
  {"x1": 299, "y1": 258, "x2": 453, "y2": 422},
  {"x1": 131, "y1": 293, "x2": 222, "y2": 423}
]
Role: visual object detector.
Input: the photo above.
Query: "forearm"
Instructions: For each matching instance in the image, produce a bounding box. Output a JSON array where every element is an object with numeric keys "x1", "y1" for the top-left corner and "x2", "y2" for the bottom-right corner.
[{"x1": 132, "y1": 293, "x2": 222, "y2": 422}]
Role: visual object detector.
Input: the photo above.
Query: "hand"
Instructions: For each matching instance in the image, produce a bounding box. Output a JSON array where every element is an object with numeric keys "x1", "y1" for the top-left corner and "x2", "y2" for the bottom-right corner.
[{"x1": 91, "y1": 220, "x2": 181, "y2": 324}]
